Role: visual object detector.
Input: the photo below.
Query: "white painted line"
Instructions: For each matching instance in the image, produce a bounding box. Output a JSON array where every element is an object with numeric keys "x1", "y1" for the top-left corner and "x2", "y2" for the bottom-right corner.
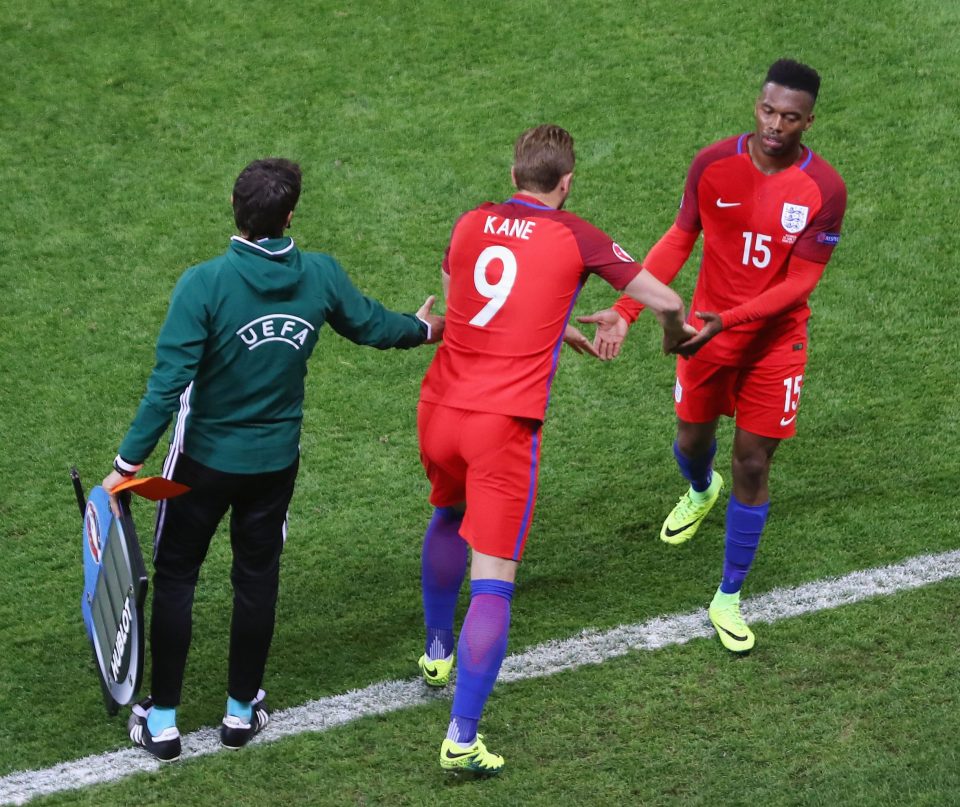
[{"x1": 3, "y1": 549, "x2": 960, "y2": 805}]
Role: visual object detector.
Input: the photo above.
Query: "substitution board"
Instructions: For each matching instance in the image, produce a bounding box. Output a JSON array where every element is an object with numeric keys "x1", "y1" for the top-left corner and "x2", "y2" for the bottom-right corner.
[{"x1": 73, "y1": 468, "x2": 148, "y2": 716}]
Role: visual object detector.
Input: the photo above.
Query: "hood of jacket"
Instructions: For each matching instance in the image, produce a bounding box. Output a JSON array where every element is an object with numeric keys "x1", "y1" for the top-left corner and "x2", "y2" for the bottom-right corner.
[{"x1": 227, "y1": 235, "x2": 303, "y2": 296}]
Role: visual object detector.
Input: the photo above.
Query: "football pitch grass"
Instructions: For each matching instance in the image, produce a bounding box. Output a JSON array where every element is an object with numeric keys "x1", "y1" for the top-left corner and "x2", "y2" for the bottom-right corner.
[
  {"x1": 4, "y1": 549, "x2": 960, "y2": 805},
  {"x1": 2, "y1": 0, "x2": 958, "y2": 805}
]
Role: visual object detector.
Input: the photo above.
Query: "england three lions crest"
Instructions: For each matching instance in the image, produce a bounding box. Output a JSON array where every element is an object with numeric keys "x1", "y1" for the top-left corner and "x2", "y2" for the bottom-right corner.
[{"x1": 781, "y1": 203, "x2": 809, "y2": 234}]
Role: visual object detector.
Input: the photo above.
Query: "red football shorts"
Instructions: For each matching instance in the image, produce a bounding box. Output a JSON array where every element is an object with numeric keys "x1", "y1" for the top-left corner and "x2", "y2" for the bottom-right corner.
[
  {"x1": 674, "y1": 356, "x2": 807, "y2": 439},
  {"x1": 417, "y1": 402, "x2": 542, "y2": 561}
]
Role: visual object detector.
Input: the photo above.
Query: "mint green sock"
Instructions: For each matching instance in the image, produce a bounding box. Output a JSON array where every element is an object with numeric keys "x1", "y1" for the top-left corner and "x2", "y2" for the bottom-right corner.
[
  {"x1": 147, "y1": 705, "x2": 176, "y2": 735},
  {"x1": 227, "y1": 695, "x2": 253, "y2": 721}
]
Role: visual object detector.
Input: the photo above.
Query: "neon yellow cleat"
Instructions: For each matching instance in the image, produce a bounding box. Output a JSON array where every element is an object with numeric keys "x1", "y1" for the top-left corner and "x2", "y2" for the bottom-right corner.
[
  {"x1": 418, "y1": 653, "x2": 454, "y2": 687},
  {"x1": 439, "y1": 734, "x2": 505, "y2": 776},
  {"x1": 660, "y1": 472, "x2": 724, "y2": 545},
  {"x1": 708, "y1": 589, "x2": 755, "y2": 654}
]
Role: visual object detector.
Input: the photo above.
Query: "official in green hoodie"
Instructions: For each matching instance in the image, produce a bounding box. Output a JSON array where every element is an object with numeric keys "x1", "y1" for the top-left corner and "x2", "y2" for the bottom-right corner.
[{"x1": 102, "y1": 158, "x2": 444, "y2": 762}]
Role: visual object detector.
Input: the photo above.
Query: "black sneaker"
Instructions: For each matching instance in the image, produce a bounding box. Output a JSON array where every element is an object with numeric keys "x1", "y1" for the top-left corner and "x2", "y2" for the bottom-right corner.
[
  {"x1": 128, "y1": 697, "x2": 181, "y2": 762},
  {"x1": 220, "y1": 689, "x2": 270, "y2": 749}
]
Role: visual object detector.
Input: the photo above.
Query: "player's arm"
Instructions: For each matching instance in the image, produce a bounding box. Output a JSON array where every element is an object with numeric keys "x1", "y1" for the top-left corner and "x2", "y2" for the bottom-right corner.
[
  {"x1": 582, "y1": 149, "x2": 710, "y2": 358},
  {"x1": 620, "y1": 268, "x2": 696, "y2": 354},
  {"x1": 607, "y1": 147, "x2": 707, "y2": 328},
  {"x1": 577, "y1": 264, "x2": 694, "y2": 358},
  {"x1": 578, "y1": 224, "x2": 699, "y2": 359},
  {"x1": 612, "y1": 224, "x2": 699, "y2": 323},
  {"x1": 674, "y1": 255, "x2": 827, "y2": 357},
  {"x1": 720, "y1": 255, "x2": 827, "y2": 328}
]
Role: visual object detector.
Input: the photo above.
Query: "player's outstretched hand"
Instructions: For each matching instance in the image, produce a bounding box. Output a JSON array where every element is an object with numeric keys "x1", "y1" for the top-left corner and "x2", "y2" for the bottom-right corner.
[
  {"x1": 416, "y1": 295, "x2": 445, "y2": 344},
  {"x1": 671, "y1": 311, "x2": 722, "y2": 357},
  {"x1": 563, "y1": 324, "x2": 601, "y2": 358},
  {"x1": 576, "y1": 309, "x2": 628, "y2": 361},
  {"x1": 102, "y1": 469, "x2": 129, "y2": 518}
]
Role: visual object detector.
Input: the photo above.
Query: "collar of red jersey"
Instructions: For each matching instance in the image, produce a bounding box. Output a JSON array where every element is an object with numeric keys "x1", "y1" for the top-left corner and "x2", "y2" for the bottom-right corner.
[
  {"x1": 738, "y1": 133, "x2": 814, "y2": 171},
  {"x1": 506, "y1": 194, "x2": 554, "y2": 210}
]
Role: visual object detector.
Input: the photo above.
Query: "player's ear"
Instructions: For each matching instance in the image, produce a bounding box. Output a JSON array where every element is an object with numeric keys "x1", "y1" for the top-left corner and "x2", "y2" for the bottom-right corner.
[
  {"x1": 559, "y1": 172, "x2": 573, "y2": 195},
  {"x1": 804, "y1": 113, "x2": 815, "y2": 131},
  {"x1": 510, "y1": 166, "x2": 518, "y2": 189},
  {"x1": 285, "y1": 209, "x2": 294, "y2": 229}
]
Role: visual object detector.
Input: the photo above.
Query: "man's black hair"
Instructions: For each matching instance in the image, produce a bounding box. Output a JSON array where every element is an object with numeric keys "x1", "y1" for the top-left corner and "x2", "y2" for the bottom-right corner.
[
  {"x1": 233, "y1": 158, "x2": 302, "y2": 239},
  {"x1": 764, "y1": 59, "x2": 820, "y2": 101}
]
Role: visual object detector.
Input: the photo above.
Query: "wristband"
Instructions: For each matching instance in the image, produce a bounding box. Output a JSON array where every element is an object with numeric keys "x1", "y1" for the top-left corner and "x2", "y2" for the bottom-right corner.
[
  {"x1": 113, "y1": 455, "x2": 143, "y2": 477},
  {"x1": 415, "y1": 315, "x2": 432, "y2": 342}
]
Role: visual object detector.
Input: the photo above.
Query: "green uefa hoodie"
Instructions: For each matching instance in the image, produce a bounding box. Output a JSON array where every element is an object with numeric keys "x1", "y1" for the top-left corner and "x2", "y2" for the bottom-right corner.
[{"x1": 118, "y1": 235, "x2": 426, "y2": 473}]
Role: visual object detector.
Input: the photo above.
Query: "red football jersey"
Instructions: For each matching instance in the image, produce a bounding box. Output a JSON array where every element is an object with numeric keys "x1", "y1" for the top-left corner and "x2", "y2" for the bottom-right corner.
[
  {"x1": 679, "y1": 134, "x2": 846, "y2": 366},
  {"x1": 420, "y1": 194, "x2": 641, "y2": 420}
]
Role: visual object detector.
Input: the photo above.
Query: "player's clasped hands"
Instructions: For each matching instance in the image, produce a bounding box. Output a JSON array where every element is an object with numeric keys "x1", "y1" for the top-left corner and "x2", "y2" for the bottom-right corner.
[
  {"x1": 663, "y1": 320, "x2": 701, "y2": 356},
  {"x1": 670, "y1": 311, "x2": 722, "y2": 357}
]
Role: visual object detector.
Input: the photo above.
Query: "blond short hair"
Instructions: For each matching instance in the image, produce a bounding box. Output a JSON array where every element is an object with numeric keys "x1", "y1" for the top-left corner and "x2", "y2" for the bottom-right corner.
[{"x1": 513, "y1": 125, "x2": 575, "y2": 193}]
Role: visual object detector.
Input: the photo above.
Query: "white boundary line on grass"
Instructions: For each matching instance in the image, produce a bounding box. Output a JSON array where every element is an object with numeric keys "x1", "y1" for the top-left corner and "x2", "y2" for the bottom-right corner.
[{"x1": 3, "y1": 549, "x2": 960, "y2": 805}]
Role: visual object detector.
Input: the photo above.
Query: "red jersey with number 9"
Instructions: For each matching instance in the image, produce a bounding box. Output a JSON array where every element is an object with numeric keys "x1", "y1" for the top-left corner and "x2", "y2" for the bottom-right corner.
[
  {"x1": 420, "y1": 194, "x2": 640, "y2": 421},
  {"x1": 680, "y1": 133, "x2": 846, "y2": 366}
]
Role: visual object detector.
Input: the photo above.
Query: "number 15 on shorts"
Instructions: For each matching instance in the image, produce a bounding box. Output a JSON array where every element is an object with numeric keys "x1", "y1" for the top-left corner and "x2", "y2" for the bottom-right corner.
[{"x1": 781, "y1": 374, "x2": 803, "y2": 427}]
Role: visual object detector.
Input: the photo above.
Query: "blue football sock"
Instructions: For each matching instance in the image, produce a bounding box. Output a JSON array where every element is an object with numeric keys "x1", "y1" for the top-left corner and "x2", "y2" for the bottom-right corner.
[
  {"x1": 674, "y1": 439, "x2": 717, "y2": 493},
  {"x1": 226, "y1": 695, "x2": 253, "y2": 721},
  {"x1": 446, "y1": 715, "x2": 480, "y2": 746},
  {"x1": 147, "y1": 705, "x2": 176, "y2": 735},
  {"x1": 421, "y1": 507, "x2": 468, "y2": 660},
  {"x1": 427, "y1": 629, "x2": 455, "y2": 662},
  {"x1": 719, "y1": 494, "x2": 770, "y2": 594},
  {"x1": 448, "y1": 578, "x2": 514, "y2": 746}
]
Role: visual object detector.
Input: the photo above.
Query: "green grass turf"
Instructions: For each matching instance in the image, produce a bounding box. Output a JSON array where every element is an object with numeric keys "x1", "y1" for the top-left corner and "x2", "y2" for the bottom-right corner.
[
  {"x1": 1, "y1": 0, "x2": 958, "y2": 802},
  {"x1": 26, "y1": 580, "x2": 960, "y2": 806}
]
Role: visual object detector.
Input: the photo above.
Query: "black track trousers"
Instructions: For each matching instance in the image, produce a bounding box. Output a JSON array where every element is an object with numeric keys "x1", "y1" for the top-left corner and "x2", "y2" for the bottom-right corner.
[{"x1": 149, "y1": 451, "x2": 298, "y2": 706}]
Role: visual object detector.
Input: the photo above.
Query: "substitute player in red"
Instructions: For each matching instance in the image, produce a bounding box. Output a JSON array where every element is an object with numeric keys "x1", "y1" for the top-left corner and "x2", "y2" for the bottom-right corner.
[
  {"x1": 584, "y1": 59, "x2": 847, "y2": 654},
  {"x1": 416, "y1": 124, "x2": 695, "y2": 774}
]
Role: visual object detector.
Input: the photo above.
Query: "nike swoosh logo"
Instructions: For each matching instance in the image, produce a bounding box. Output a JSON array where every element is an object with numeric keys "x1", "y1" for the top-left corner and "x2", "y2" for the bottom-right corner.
[
  {"x1": 717, "y1": 624, "x2": 749, "y2": 642},
  {"x1": 423, "y1": 666, "x2": 439, "y2": 678},
  {"x1": 716, "y1": 199, "x2": 741, "y2": 208},
  {"x1": 444, "y1": 749, "x2": 474, "y2": 760},
  {"x1": 780, "y1": 415, "x2": 797, "y2": 426},
  {"x1": 663, "y1": 517, "x2": 703, "y2": 537}
]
